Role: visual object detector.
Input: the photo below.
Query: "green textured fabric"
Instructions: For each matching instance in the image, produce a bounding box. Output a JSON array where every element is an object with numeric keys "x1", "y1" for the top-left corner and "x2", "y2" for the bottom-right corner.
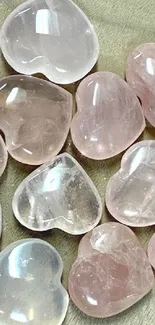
[{"x1": 0, "y1": 0, "x2": 155, "y2": 324}]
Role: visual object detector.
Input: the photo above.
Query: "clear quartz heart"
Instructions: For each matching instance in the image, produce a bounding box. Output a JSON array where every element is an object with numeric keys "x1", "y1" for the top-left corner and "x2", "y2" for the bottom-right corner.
[
  {"x1": 12, "y1": 153, "x2": 102, "y2": 233},
  {"x1": 0, "y1": 0, "x2": 99, "y2": 84},
  {"x1": 0, "y1": 75, "x2": 72, "y2": 165},
  {"x1": 0, "y1": 238, "x2": 69, "y2": 325}
]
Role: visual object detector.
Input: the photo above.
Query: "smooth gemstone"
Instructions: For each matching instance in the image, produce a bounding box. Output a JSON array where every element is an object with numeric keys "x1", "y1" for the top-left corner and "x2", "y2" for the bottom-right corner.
[
  {"x1": 106, "y1": 140, "x2": 155, "y2": 227},
  {"x1": 0, "y1": 0, "x2": 99, "y2": 84},
  {"x1": 0, "y1": 75, "x2": 72, "y2": 165},
  {"x1": 0, "y1": 135, "x2": 8, "y2": 177},
  {"x1": 126, "y1": 43, "x2": 155, "y2": 127},
  {"x1": 0, "y1": 239, "x2": 69, "y2": 325},
  {"x1": 68, "y1": 223, "x2": 154, "y2": 318},
  {"x1": 71, "y1": 72, "x2": 145, "y2": 160},
  {"x1": 0, "y1": 205, "x2": 2, "y2": 237},
  {"x1": 12, "y1": 153, "x2": 102, "y2": 233},
  {"x1": 148, "y1": 233, "x2": 155, "y2": 270}
]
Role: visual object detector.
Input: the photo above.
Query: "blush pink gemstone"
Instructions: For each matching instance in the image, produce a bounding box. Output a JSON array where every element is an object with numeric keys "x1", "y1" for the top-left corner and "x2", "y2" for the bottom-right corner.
[
  {"x1": 148, "y1": 233, "x2": 155, "y2": 270},
  {"x1": 0, "y1": 75, "x2": 72, "y2": 165},
  {"x1": 126, "y1": 43, "x2": 155, "y2": 127},
  {"x1": 68, "y1": 223, "x2": 154, "y2": 318},
  {"x1": 71, "y1": 72, "x2": 145, "y2": 160},
  {"x1": 106, "y1": 140, "x2": 155, "y2": 227},
  {"x1": 0, "y1": 136, "x2": 8, "y2": 177}
]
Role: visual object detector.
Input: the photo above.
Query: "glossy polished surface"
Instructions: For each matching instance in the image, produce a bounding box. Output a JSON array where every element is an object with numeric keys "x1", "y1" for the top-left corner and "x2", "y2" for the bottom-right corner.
[
  {"x1": 69, "y1": 223, "x2": 154, "y2": 318},
  {"x1": 0, "y1": 75, "x2": 72, "y2": 165},
  {"x1": 12, "y1": 153, "x2": 102, "y2": 233},
  {"x1": 0, "y1": 239, "x2": 69, "y2": 325},
  {"x1": 126, "y1": 43, "x2": 155, "y2": 127},
  {"x1": 106, "y1": 140, "x2": 155, "y2": 227},
  {"x1": 0, "y1": 0, "x2": 99, "y2": 84},
  {"x1": 0, "y1": 135, "x2": 8, "y2": 177},
  {"x1": 71, "y1": 72, "x2": 145, "y2": 160}
]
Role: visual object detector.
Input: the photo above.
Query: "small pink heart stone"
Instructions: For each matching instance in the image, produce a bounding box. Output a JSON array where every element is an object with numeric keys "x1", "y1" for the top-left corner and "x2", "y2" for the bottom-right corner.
[
  {"x1": 106, "y1": 140, "x2": 155, "y2": 227},
  {"x1": 126, "y1": 43, "x2": 155, "y2": 127},
  {"x1": 148, "y1": 233, "x2": 155, "y2": 270},
  {"x1": 68, "y1": 223, "x2": 154, "y2": 318},
  {"x1": 71, "y1": 72, "x2": 145, "y2": 160}
]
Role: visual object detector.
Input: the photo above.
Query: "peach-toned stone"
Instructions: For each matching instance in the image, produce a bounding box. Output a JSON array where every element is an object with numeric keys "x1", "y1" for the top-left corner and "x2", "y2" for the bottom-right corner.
[
  {"x1": 106, "y1": 140, "x2": 155, "y2": 227},
  {"x1": 0, "y1": 135, "x2": 8, "y2": 177},
  {"x1": 69, "y1": 223, "x2": 154, "y2": 318},
  {"x1": 71, "y1": 72, "x2": 145, "y2": 160},
  {"x1": 0, "y1": 75, "x2": 72, "y2": 165},
  {"x1": 126, "y1": 43, "x2": 155, "y2": 127}
]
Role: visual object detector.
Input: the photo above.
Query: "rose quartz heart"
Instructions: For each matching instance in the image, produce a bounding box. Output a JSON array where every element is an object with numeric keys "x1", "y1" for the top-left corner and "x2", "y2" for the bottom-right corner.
[
  {"x1": 126, "y1": 43, "x2": 155, "y2": 127},
  {"x1": 68, "y1": 223, "x2": 154, "y2": 318},
  {"x1": 0, "y1": 75, "x2": 72, "y2": 165},
  {"x1": 148, "y1": 233, "x2": 155, "y2": 270},
  {"x1": 71, "y1": 72, "x2": 145, "y2": 160},
  {"x1": 106, "y1": 140, "x2": 155, "y2": 227},
  {"x1": 0, "y1": 135, "x2": 8, "y2": 177}
]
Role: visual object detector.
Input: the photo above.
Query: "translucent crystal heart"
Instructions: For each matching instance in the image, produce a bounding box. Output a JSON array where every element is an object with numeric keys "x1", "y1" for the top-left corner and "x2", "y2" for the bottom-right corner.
[
  {"x1": 68, "y1": 223, "x2": 154, "y2": 318},
  {"x1": 0, "y1": 0, "x2": 99, "y2": 84},
  {"x1": 12, "y1": 153, "x2": 102, "y2": 233},
  {"x1": 126, "y1": 43, "x2": 155, "y2": 127},
  {"x1": 0, "y1": 75, "x2": 72, "y2": 165},
  {"x1": 106, "y1": 140, "x2": 155, "y2": 227},
  {"x1": 71, "y1": 72, "x2": 145, "y2": 160},
  {"x1": 0, "y1": 238, "x2": 69, "y2": 325},
  {"x1": 0, "y1": 135, "x2": 8, "y2": 176}
]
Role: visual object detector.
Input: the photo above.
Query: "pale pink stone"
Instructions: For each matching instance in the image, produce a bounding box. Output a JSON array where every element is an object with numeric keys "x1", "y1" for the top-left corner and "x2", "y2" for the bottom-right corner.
[
  {"x1": 126, "y1": 43, "x2": 155, "y2": 127},
  {"x1": 0, "y1": 136, "x2": 8, "y2": 177},
  {"x1": 71, "y1": 72, "x2": 145, "y2": 160},
  {"x1": 148, "y1": 233, "x2": 155, "y2": 270},
  {"x1": 68, "y1": 223, "x2": 154, "y2": 318},
  {"x1": 106, "y1": 140, "x2": 155, "y2": 227},
  {"x1": 0, "y1": 0, "x2": 99, "y2": 84},
  {"x1": 0, "y1": 75, "x2": 72, "y2": 165}
]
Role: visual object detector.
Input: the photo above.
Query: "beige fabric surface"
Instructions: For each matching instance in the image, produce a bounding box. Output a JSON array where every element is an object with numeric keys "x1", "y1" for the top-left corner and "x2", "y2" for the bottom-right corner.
[{"x1": 0, "y1": 0, "x2": 155, "y2": 324}]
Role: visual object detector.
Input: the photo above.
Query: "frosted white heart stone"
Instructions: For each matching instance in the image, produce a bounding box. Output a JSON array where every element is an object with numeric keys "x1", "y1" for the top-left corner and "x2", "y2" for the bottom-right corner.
[
  {"x1": 12, "y1": 153, "x2": 102, "y2": 233},
  {"x1": 0, "y1": 238, "x2": 69, "y2": 325},
  {"x1": 0, "y1": 0, "x2": 99, "y2": 84}
]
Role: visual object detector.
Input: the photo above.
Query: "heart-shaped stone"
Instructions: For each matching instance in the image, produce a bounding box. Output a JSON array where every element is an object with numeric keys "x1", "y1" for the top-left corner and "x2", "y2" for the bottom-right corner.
[
  {"x1": 126, "y1": 43, "x2": 155, "y2": 127},
  {"x1": 0, "y1": 75, "x2": 72, "y2": 165},
  {"x1": 71, "y1": 72, "x2": 145, "y2": 160},
  {"x1": 0, "y1": 238, "x2": 69, "y2": 325},
  {"x1": 12, "y1": 153, "x2": 102, "y2": 233},
  {"x1": 0, "y1": 135, "x2": 8, "y2": 177},
  {"x1": 106, "y1": 140, "x2": 155, "y2": 227},
  {"x1": 68, "y1": 223, "x2": 154, "y2": 318},
  {"x1": 0, "y1": 0, "x2": 99, "y2": 84}
]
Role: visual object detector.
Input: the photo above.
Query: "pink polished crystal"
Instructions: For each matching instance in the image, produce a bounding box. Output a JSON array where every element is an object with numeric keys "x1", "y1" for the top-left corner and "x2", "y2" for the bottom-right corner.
[
  {"x1": 71, "y1": 72, "x2": 145, "y2": 160},
  {"x1": 126, "y1": 43, "x2": 155, "y2": 127},
  {"x1": 68, "y1": 223, "x2": 154, "y2": 318},
  {"x1": 148, "y1": 233, "x2": 155, "y2": 270},
  {"x1": 0, "y1": 136, "x2": 8, "y2": 177},
  {"x1": 0, "y1": 75, "x2": 72, "y2": 165},
  {"x1": 106, "y1": 140, "x2": 155, "y2": 227}
]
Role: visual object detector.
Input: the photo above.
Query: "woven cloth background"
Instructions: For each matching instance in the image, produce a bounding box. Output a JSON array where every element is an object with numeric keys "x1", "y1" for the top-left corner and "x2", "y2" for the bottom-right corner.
[{"x1": 0, "y1": 0, "x2": 155, "y2": 324}]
